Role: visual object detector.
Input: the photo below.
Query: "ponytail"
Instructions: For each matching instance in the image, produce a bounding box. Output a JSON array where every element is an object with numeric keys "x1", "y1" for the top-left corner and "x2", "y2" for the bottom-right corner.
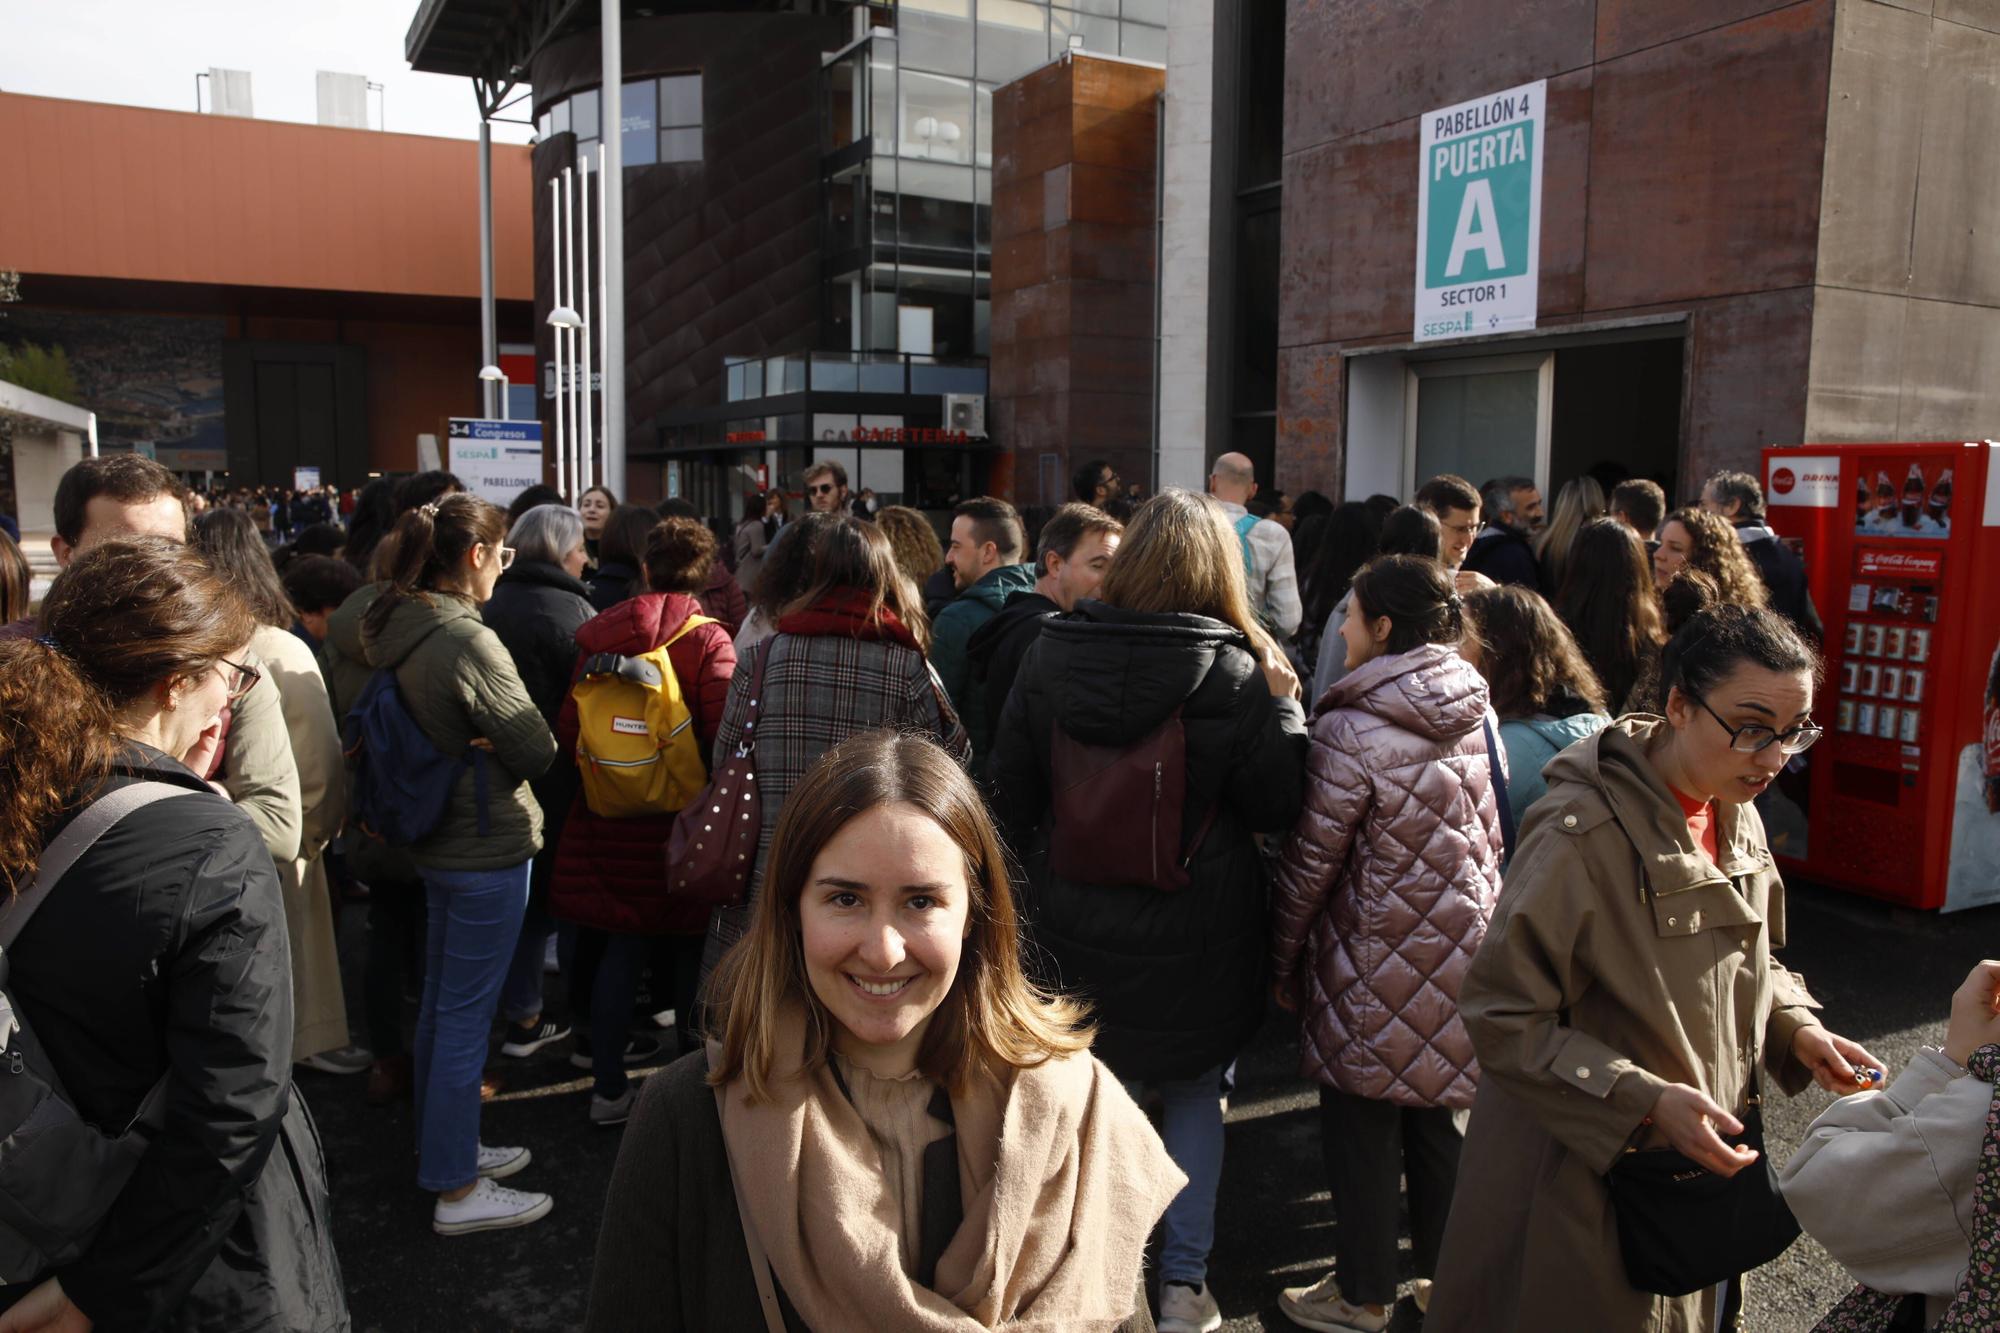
[
  {"x1": 0, "y1": 537, "x2": 256, "y2": 898},
  {"x1": 363, "y1": 494, "x2": 508, "y2": 637},
  {"x1": 1350, "y1": 553, "x2": 1464, "y2": 656}
]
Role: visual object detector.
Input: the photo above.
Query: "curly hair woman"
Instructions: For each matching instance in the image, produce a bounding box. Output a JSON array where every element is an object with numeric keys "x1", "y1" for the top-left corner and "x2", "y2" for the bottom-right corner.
[{"x1": 1653, "y1": 506, "x2": 1768, "y2": 610}]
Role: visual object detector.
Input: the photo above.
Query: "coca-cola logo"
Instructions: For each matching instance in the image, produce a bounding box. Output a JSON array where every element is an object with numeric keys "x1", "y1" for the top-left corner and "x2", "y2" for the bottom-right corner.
[
  {"x1": 1857, "y1": 549, "x2": 1943, "y2": 578},
  {"x1": 1772, "y1": 467, "x2": 1797, "y2": 495}
]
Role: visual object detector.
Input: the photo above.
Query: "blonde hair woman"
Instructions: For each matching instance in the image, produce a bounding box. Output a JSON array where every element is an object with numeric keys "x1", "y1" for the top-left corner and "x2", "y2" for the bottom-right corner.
[
  {"x1": 586, "y1": 731, "x2": 1182, "y2": 1331},
  {"x1": 987, "y1": 488, "x2": 1308, "y2": 1332},
  {"x1": 876, "y1": 504, "x2": 946, "y2": 592},
  {"x1": 1533, "y1": 476, "x2": 1606, "y2": 595}
]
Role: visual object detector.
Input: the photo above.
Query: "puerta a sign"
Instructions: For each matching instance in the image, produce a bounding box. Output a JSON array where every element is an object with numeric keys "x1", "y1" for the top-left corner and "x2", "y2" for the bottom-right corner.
[{"x1": 1415, "y1": 79, "x2": 1546, "y2": 343}]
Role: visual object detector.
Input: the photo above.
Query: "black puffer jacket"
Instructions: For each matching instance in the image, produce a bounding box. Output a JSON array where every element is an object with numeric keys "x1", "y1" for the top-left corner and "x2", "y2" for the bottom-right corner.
[
  {"x1": 988, "y1": 601, "x2": 1309, "y2": 1083},
  {"x1": 586, "y1": 560, "x2": 640, "y2": 615},
  {"x1": 483, "y1": 560, "x2": 597, "y2": 725},
  {"x1": 2, "y1": 748, "x2": 345, "y2": 1332}
]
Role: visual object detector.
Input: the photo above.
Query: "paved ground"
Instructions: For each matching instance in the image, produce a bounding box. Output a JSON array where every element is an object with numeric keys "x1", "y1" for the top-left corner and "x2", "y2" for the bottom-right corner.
[{"x1": 308, "y1": 881, "x2": 2000, "y2": 1332}]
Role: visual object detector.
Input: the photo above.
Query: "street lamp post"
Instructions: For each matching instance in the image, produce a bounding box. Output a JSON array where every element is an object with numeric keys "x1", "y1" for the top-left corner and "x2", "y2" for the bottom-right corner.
[{"x1": 478, "y1": 365, "x2": 509, "y2": 421}]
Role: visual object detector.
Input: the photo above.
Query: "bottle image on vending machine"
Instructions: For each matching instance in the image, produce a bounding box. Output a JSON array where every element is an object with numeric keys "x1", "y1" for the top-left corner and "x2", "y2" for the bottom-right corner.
[
  {"x1": 1871, "y1": 470, "x2": 1897, "y2": 528},
  {"x1": 1930, "y1": 467, "x2": 1954, "y2": 530}
]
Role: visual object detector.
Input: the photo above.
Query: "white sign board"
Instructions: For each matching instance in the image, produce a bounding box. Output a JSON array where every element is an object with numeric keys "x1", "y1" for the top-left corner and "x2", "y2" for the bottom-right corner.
[
  {"x1": 446, "y1": 418, "x2": 544, "y2": 505},
  {"x1": 294, "y1": 466, "x2": 321, "y2": 492},
  {"x1": 1766, "y1": 454, "x2": 1840, "y2": 508},
  {"x1": 1415, "y1": 80, "x2": 1546, "y2": 343}
]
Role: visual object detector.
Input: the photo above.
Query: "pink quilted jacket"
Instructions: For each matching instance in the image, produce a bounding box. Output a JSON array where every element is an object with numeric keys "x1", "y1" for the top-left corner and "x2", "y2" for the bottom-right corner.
[{"x1": 1272, "y1": 641, "x2": 1505, "y2": 1108}]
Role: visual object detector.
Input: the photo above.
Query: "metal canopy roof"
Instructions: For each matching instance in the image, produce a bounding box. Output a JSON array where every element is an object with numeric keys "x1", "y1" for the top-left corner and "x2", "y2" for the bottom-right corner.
[{"x1": 405, "y1": 0, "x2": 594, "y2": 115}]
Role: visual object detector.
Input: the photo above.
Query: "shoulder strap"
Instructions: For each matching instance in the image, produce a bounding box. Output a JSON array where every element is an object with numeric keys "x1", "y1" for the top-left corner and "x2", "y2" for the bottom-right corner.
[
  {"x1": 1482, "y1": 713, "x2": 1516, "y2": 860},
  {"x1": 0, "y1": 782, "x2": 197, "y2": 949},
  {"x1": 712, "y1": 1080, "x2": 787, "y2": 1333},
  {"x1": 662, "y1": 614, "x2": 718, "y2": 650}
]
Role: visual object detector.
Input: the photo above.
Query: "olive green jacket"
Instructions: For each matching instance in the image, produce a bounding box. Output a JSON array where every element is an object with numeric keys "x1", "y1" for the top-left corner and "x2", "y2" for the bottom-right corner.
[{"x1": 360, "y1": 592, "x2": 555, "y2": 870}]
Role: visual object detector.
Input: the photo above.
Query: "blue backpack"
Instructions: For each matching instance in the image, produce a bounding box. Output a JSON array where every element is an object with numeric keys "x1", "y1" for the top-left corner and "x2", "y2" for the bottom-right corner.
[{"x1": 343, "y1": 670, "x2": 489, "y2": 847}]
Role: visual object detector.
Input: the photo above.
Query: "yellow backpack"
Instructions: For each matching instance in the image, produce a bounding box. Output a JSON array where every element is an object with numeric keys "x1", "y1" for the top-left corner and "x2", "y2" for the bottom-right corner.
[{"x1": 571, "y1": 616, "x2": 715, "y2": 818}]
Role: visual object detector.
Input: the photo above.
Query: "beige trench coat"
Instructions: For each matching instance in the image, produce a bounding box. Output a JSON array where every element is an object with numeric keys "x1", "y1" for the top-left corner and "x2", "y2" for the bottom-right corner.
[
  {"x1": 1426, "y1": 717, "x2": 1823, "y2": 1333},
  {"x1": 251, "y1": 624, "x2": 352, "y2": 1062}
]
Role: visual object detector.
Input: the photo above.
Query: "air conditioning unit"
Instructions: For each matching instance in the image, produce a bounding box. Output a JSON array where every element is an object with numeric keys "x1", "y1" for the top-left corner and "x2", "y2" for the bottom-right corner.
[{"x1": 943, "y1": 393, "x2": 987, "y2": 437}]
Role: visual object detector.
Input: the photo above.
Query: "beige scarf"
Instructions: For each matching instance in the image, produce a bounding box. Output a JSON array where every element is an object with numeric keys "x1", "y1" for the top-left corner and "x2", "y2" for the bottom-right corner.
[{"x1": 714, "y1": 1003, "x2": 1186, "y2": 1332}]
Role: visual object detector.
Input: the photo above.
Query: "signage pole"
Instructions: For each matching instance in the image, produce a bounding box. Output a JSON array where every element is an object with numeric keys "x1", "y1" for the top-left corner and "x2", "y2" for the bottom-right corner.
[
  {"x1": 579, "y1": 161, "x2": 594, "y2": 492},
  {"x1": 597, "y1": 142, "x2": 609, "y2": 495},
  {"x1": 562, "y1": 165, "x2": 578, "y2": 499},
  {"x1": 478, "y1": 121, "x2": 497, "y2": 420},
  {"x1": 601, "y1": 0, "x2": 627, "y2": 501},
  {"x1": 550, "y1": 176, "x2": 567, "y2": 498}
]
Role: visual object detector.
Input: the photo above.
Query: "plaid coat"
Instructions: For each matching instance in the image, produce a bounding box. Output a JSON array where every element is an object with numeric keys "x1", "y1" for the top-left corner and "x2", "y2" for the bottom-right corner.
[{"x1": 700, "y1": 630, "x2": 970, "y2": 973}]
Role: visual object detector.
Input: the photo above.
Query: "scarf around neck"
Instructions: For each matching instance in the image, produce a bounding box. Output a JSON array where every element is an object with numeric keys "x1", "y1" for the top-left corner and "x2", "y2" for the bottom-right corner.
[
  {"x1": 712, "y1": 1002, "x2": 1185, "y2": 1332},
  {"x1": 776, "y1": 584, "x2": 923, "y2": 654}
]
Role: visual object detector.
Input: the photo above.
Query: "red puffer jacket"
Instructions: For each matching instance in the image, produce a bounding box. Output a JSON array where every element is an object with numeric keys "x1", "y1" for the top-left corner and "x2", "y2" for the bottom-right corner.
[
  {"x1": 1271, "y1": 641, "x2": 1505, "y2": 1108},
  {"x1": 550, "y1": 592, "x2": 738, "y2": 934}
]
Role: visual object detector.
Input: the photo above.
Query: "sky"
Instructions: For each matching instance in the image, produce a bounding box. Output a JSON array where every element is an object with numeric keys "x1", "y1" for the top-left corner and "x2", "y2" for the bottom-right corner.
[{"x1": 0, "y1": 0, "x2": 537, "y2": 143}]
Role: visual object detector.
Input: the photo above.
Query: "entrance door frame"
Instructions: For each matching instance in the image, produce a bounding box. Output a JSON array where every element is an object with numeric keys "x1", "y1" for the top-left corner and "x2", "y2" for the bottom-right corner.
[{"x1": 1400, "y1": 351, "x2": 1554, "y2": 500}]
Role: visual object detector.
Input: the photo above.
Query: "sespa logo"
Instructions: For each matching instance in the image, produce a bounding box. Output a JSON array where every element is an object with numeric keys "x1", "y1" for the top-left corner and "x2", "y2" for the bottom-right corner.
[{"x1": 1772, "y1": 467, "x2": 1797, "y2": 495}]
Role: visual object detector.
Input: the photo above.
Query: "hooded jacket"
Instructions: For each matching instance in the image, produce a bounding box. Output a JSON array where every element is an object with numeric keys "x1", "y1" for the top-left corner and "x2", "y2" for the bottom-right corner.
[
  {"x1": 1734, "y1": 520, "x2": 1823, "y2": 641},
  {"x1": 963, "y1": 587, "x2": 1060, "y2": 775},
  {"x1": 698, "y1": 561, "x2": 749, "y2": 635},
  {"x1": 1271, "y1": 642, "x2": 1505, "y2": 1107},
  {"x1": 2, "y1": 748, "x2": 345, "y2": 1332},
  {"x1": 1465, "y1": 523, "x2": 1540, "y2": 589},
  {"x1": 1426, "y1": 717, "x2": 1823, "y2": 1333},
  {"x1": 930, "y1": 563, "x2": 1038, "y2": 759},
  {"x1": 1497, "y1": 709, "x2": 1610, "y2": 815},
  {"x1": 360, "y1": 592, "x2": 556, "y2": 870},
  {"x1": 586, "y1": 560, "x2": 640, "y2": 614},
  {"x1": 551, "y1": 592, "x2": 737, "y2": 934},
  {"x1": 987, "y1": 601, "x2": 1308, "y2": 1083}
]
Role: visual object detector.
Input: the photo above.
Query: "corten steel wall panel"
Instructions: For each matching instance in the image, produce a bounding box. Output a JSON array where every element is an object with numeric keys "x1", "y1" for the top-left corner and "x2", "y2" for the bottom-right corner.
[
  {"x1": 1537, "y1": 71, "x2": 1595, "y2": 317},
  {"x1": 1284, "y1": 0, "x2": 1593, "y2": 155},
  {"x1": 990, "y1": 56, "x2": 1161, "y2": 505},
  {"x1": 1682, "y1": 287, "x2": 1813, "y2": 489},
  {"x1": 1596, "y1": 0, "x2": 1806, "y2": 59},
  {"x1": 530, "y1": 14, "x2": 841, "y2": 455},
  {"x1": 0, "y1": 93, "x2": 533, "y2": 301},
  {"x1": 1276, "y1": 342, "x2": 1345, "y2": 496},
  {"x1": 1582, "y1": 2, "x2": 1833, "y2": 310},
  {"x1": 1278, "y1": 120, "x2": 1418, "y2": 347},
  {"x1": 1816, "y1": 1, "x2": 1930, "y2": 295}
]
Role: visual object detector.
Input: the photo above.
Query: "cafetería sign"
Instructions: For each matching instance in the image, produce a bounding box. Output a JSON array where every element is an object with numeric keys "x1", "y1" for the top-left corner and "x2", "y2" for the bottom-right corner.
[{"x1": 722, "y1": 427, "x2": 972, "y2": 446}]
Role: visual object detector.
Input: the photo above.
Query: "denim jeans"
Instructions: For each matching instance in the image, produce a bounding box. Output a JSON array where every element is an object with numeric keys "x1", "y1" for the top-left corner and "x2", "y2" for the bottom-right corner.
[
  {"x1": 1127, "y1": 1064, "x2": 1226, "y2": 1287},
  {"x1": 413, "y1": 862, "x2": 530, "y2": 1192}
]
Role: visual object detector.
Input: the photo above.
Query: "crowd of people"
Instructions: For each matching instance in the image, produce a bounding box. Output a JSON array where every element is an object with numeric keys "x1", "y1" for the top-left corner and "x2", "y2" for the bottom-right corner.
[{"x1": 0, "y1": 445, "x2": 1990, "y2": 1333}]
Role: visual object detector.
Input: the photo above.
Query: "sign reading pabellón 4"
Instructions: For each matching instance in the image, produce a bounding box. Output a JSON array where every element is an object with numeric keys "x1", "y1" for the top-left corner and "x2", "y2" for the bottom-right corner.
[
  {"x1": 1414, "y1": 79, "x2": 1546, "y2": 343},
  {"x1": 446, "y1": 418, "x2": 545, "y2": 504}
]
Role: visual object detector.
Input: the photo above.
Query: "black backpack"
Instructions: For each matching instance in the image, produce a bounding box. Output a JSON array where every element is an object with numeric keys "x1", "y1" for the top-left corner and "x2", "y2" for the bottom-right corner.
[{"x1": 0, "y1": 782, "x2": 188, "y2": 1283}]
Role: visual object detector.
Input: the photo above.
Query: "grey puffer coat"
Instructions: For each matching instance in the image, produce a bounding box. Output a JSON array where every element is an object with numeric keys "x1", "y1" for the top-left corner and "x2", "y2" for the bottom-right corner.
[{"x1": 1271, "y1": 641, "x2": 1505, "y2": 1108}]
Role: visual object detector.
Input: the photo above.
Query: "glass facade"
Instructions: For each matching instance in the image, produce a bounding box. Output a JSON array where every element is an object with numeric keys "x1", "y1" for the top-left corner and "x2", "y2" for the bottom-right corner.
[{"x1": 536, "y1": 74, "x2": 703, "y2": 167}]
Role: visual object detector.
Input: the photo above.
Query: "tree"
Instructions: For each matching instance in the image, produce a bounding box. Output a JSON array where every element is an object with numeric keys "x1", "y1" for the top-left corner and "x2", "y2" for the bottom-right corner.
[{"x1": 0, "y1": 341, "x2": 80, "y2": 404}]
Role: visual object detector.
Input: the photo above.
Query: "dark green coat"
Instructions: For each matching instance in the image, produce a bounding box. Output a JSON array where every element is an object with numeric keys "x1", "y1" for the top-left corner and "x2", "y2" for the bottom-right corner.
[{"x1": 360, "y1": 592, "x2": 555, "y2": 870}]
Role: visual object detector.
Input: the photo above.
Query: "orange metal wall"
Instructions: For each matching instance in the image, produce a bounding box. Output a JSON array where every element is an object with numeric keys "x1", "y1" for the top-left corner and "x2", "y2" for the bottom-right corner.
[{"x1": 0, "y1": 92, "x2": 533, "y2": 302}]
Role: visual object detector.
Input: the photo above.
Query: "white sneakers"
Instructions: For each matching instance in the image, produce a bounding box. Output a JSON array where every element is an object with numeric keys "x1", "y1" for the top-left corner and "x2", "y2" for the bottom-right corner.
[
  {"x1": 1277, "y1": 1273, "x2": 1388, "y2": 1332},
  {"x1": 1158, "y1": 1281, "x2": 1222, "y2": 1333},
  {"x1": 433, "y1": 1176, "x2": 552, "y2": 1236},
  {"x1": 475, "y1": 1143, "x2": 531, "y2": 1180},
  {"x1": 298, "y1": 1043, "x2": 373, "y2": 1076}
]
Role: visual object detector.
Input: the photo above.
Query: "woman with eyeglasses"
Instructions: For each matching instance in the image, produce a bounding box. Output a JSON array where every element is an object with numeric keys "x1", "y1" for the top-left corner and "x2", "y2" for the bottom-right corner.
[
  {"x1": 1426, "y1": 604, "x2": 1883, "y2": 1333},
  {"x1": 362, "y1": 494, "x2": 560, "y2": 1236},
  {"x1": 0, "y1": 538, "x2": 345, "y2": 1333}
]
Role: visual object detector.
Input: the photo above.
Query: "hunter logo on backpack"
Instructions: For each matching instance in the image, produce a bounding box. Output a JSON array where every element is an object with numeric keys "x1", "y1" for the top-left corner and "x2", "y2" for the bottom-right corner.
[{"x1": 573, "y1": 616, "x2": 714, "y2": 818}]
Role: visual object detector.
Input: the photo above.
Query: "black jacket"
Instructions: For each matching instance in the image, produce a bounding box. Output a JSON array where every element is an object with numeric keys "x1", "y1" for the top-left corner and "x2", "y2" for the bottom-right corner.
[
  {"x1": 483, "y1": 560, "x2": 597, "y2": 725},
  {"x1": 987, "y1": 602, "x2": 1309, "y2": 1083},
  {"x1": 586, "y1": 561, "x2": 640, "y2": 615},
  {"x1": 1464, "y1": 524, "x2": 1541, "y2": 588},
  {"x1": 1735, "y1": 521, "x2": 1823, "y2": 642},
  {"x1": 964, "y1": 588, "x2": 1061, "y2": 778},
  {"x1": 4, "y1": 749, "x2": 345, "y2": 1332},
  {"x1": 586, "y1": 1051, "x2": 1154, "y2": 1333}
]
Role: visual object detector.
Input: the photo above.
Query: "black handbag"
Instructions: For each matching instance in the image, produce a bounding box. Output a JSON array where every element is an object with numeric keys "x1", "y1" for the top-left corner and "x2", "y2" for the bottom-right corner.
[{"x1": 1606, "y1": 1093, "x2": 1802, "y2": 1297}]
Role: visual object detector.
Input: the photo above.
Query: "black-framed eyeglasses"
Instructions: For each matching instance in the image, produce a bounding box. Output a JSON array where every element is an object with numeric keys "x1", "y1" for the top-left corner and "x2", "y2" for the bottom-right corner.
[
  {"x1": 219, "y1": 658, "x2": 261, "y2": 704},
  {"x1": 1688, "y1": 690, "x2": 1823, "y2": 756}
]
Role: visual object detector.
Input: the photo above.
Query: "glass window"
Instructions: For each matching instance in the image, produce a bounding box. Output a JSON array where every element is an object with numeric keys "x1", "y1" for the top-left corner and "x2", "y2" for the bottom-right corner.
[
  {"x1": 977, "y1": 0, "x2": 1049, "y2": 83},
  {"x1": 1067, "y1": 0, "x2": 1120, "y2": 14},
  {"x1": 1121, "y1": 22, "x2": 1166, "y2": 62},
  {"x1": 659, "y1": 74, "x2": 701, "y2": 128},
  {"x1": 1051, "y1": 9, "x2": 1119, "y2": 58},
  {"x1": 578, "y1": 136, "x2": 600, "y2": 162},
  {"x1": 901, "y1": 69, "x2": 974, "y2": 166},
  {"x1": 659, "y1": 127, "x2": 701, "y2": 163},
  {"x1": 975, "y1": 83, "x2": 994, "y2": 169},
  {"x1": 622, "y1": 81, "x2": 657, "y2": 168},
  {"x1": 551, "y1": 99, "x2": 571, "y2": 136},
  {"x1": 536, "y1": 110, "x2": 552, "y2": 138},
  {"x1": 1122, "y1": 0, "x2": 1167, "y2": 21},
  {"x1": 901, "y1": 0, "x2": 975, "y2": 77},
  {"x1": 871, "y1": 46, "x2": 899, "y2": 154},
  {"x1": 572, "y1": 88, "x2": 600, "y2": 141}
]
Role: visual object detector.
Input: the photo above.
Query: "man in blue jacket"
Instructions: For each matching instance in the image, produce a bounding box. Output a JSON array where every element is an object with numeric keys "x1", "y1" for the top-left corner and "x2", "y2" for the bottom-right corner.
[{"x1": 930, "y1": 496, "x2": 1035, "y2": 760}]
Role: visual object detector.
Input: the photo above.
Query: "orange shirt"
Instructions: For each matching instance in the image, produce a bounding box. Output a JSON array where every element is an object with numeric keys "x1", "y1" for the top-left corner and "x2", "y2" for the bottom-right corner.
[{"x1": 1674, "y1": 788, "x2": 1718, "y2": 865}]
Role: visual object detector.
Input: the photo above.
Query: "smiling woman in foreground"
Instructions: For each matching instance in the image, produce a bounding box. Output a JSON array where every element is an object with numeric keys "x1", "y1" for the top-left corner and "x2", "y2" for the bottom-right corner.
[
  {"x1": 584, "y1": 729, "x2": 1184, "y2": 1332},
  {"x1": 1427, "y1": 604, "x2": 1884, "y2": 1333}
]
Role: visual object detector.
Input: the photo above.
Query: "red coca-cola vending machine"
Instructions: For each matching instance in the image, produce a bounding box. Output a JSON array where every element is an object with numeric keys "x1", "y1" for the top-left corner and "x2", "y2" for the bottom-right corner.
[{"x1": 1759, "y1": 441, "x2": 2000, "y2": 910}]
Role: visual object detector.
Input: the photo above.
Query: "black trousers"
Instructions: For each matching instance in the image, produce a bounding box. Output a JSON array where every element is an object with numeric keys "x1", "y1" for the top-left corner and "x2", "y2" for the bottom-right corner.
[
  {"x1": 1317, "y1": 1086, "x2": 1464, "y2": 1306},
  {"x1": 363, "y1": 876, "x2": 427, "y2": 1058}
]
